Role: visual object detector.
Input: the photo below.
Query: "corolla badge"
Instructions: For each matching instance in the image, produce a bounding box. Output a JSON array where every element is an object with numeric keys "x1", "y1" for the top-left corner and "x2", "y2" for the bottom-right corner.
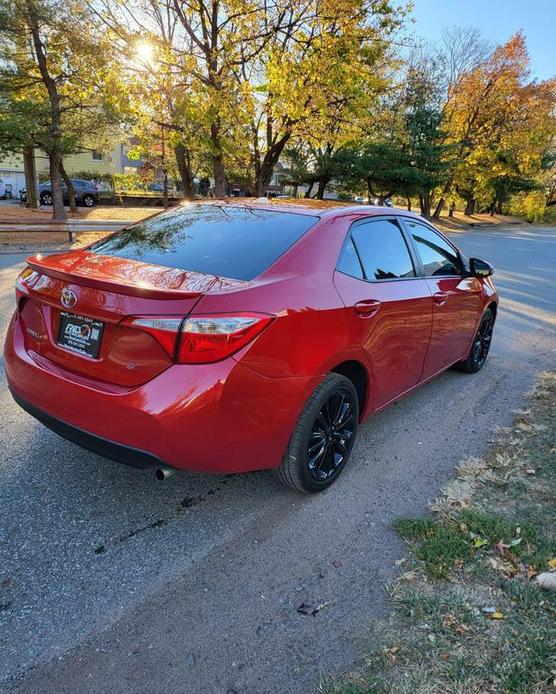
[{"x1": 61, "y1": 287, "x2": 78, "y2": 309}]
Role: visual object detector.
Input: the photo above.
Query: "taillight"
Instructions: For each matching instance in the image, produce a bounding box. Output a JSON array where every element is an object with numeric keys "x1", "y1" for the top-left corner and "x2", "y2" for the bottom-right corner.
[
  {"x1": 126, "y1": 313, "x2": 273, "y2": 364},
  {"x1": 16, "y1": 266, "x2": 40, "y2": 292},
  {"x1": 178, "y1": 313, "x2": 273, "y2": 363}
]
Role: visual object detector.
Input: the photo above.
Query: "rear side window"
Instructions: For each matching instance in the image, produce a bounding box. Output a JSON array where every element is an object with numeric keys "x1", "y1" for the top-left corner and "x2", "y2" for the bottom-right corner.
[
  {"x1": 407, "y1": 221, "x2": 462, "y2": 276},
  {"x1": 349, "y1": 218, "x2": 415, "y2": 281},
  {"x1": 337, "y1": 238, "x2": 364, "y2": 279},
  {"x1": 91, "y1": 205, "x2": 318, "y2": 281}
]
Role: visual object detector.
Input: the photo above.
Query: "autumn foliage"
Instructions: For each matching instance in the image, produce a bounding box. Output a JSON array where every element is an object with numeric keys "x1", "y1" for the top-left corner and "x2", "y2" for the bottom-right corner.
[{"x1": 0, "y1": 0, "x2": 554, "y2": 220}]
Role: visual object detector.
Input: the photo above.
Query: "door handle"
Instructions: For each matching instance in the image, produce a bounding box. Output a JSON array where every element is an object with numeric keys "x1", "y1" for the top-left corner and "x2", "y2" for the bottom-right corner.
[
  {"x1": 433, "y1": 291, "x2": 448, "y2": 306},
  {"x1": 354, "y1": 299, "x2": 381, "y2": 317}
]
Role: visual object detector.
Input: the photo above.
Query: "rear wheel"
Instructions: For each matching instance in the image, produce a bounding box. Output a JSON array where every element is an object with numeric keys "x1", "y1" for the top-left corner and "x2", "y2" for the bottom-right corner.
[
  {"x1": 40, "y1": 192, "x2": 53, "y2": 206},
  {"x1": 83, "y1": 194, "x2": 95, "y2": 207},
  {"x1": 454, "y1": 308, "x2": 495, "y2": 373},
  {"x1": 275, "y1": 373, "x2": 359, "y2": 493}
]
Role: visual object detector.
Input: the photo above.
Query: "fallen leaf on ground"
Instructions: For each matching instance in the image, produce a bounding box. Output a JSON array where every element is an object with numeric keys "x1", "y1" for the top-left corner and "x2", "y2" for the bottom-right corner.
[{"x1": 384, "y1": 646, "x2": 400, "y2": 661}]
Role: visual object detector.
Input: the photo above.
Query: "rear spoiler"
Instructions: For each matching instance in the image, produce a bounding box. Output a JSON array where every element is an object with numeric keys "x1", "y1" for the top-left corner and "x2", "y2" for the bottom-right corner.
[{"x1": 26, "y1": 253, "x2": 221, "y2": 301}]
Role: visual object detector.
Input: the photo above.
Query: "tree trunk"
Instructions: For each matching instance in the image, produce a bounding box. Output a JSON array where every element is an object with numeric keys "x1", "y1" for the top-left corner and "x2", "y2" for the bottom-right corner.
[
  {"x1": 60, "y1": 163, "x2": 77, "y2": 213},
  {"x1": 210, "y1": 122, "x2": 226, "y2": 198},
  {"x1": 496, "y1": 199, "x2": 503, "y2": 214},
  {"x1": 449, "y1": 202, "x2": 456, "y2": 217},
  {"x1": 406, "y1": 197, "x2": 411, "y2": 211},
  {"x1": 315, "y1": 178, "x2": 329, "y2": 199},
  {"x1": 304, "y1": 181, "x2": 314, "y2": 198},
  {"x1": 23, "y1": 146, "x2": 38, "y2": 209},
  {"x1": 26, "y1": 0, "x2": 66, "y2": 221},
  {"x1": 48, "y1": 152, "x2": 66, "y2": 220},
  {"x1": 162, "y1": 169, "x2": 168, "y2": 208},
  {"x1": 292, "y1": 184, "x2": 298, "y2": 198},
  {"x1": 432, "y1": 198, "x2": 443, "y2": 219},
  {"x1": 464, "y1": 198, "x2": 476, "y2": 216},
  {"x1": 255, "y1": 133, "x2": 291, "y2": 197},
  {"x1": 174, "y1": 144, "x2": 194, "y2": 201},
  {"x1": 420, "y1": 191, "x2": 431, "y2": 218}
]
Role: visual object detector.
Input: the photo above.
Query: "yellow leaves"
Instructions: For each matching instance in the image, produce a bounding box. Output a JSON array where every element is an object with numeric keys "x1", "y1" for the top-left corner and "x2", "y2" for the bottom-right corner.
[{"x1": 482, "y1": 606, "x2": 505, "y2": 620}]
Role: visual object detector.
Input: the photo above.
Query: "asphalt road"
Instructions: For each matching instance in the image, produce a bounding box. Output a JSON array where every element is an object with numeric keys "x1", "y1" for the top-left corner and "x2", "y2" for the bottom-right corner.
[{"x1": 1, "y1": 225, "x2": 555, "y2": 694}]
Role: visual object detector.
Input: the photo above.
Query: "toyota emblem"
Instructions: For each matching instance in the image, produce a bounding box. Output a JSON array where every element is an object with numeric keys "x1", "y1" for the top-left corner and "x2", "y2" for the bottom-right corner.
[{"x1": 61, "y1": 288, "x2": 78, "y2": 309}]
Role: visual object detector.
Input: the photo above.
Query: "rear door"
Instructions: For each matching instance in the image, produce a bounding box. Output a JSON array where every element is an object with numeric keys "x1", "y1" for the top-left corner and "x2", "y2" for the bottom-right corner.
[
  {"x1": 402, "y1": 219, "x2": 483, "y2": 379},
  {"x1": 333, "y1": 216, "x2": 433, "y2": 409}
]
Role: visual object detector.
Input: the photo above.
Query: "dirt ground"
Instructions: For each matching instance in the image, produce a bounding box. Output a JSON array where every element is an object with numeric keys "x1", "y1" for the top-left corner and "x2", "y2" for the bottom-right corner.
[
  {"x1": 0, "y1": 204, "x2": 158, "y2": 224},
  {"x1": 0, "y1": 230, "x2": 113, "y2": 250}
]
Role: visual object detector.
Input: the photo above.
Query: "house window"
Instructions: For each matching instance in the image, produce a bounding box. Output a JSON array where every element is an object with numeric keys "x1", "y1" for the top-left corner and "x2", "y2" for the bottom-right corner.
[{"x1": 92, "y1": 151, "x2": 103, "y2": 161}]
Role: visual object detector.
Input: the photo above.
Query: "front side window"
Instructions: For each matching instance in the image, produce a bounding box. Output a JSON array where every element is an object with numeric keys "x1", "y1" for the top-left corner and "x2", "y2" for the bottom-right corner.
[
  {"x1": 350, "y1": 218, "x2": 415, "y2": 281},
  {"x1": 92, "y1": 151, "x2": 103, "y2": 161},
  {"x1": 91, "y1": 205, "x2": 318, "y2": 281},
  {"x1": 407, "y1": 222, "x2": 462, "y2": 276}
]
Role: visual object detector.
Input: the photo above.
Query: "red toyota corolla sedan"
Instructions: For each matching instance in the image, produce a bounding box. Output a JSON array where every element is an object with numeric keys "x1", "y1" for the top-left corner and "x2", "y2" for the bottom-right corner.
[{"x1": 4, "y1": 201, "x2": 497, "y2": 492}]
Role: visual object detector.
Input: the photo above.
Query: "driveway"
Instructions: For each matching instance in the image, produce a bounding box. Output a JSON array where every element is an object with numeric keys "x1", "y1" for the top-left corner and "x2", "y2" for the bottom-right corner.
[{"x1": 1, "y1": 225, "x2": 555, "y2": 694}]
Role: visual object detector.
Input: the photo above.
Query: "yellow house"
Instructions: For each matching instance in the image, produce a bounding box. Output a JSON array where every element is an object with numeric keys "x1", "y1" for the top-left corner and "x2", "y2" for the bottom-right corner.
[{"x1": 0, "y1": 146, "x2": 128, "y2": 197}]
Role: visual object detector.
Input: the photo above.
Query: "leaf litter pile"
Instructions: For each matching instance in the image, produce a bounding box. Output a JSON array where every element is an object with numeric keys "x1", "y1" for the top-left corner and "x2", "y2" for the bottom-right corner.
[{"x1": 325, "y1": 372, "x2": 556, "y2": 694}]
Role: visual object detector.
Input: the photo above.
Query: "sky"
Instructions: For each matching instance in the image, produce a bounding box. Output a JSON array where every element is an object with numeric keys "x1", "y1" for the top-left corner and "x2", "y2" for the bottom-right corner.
[{"x1": 408, "y1": 0, "x2": 556, "y2": 81}]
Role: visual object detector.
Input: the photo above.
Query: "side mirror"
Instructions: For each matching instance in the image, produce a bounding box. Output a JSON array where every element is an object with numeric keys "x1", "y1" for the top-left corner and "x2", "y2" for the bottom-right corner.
[{"x1": 469, "y1": 257, "x2": 494, "y2": 278}]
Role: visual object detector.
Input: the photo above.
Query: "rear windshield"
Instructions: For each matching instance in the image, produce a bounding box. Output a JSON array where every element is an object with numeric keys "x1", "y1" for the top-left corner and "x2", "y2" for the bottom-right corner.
[{"x1": 90, "y1": 205, "x2": 319, "y2": 281}]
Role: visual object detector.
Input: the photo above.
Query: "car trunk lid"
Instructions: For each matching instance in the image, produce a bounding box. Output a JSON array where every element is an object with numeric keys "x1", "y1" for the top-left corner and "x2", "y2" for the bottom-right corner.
[{"x1": 18, "y1": 250, "x2": 245, "y2": 386}]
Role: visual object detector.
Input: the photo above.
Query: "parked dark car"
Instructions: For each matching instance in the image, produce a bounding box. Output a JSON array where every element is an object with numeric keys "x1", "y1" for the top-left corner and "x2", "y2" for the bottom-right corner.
[{"x1": 20, "y1": 179, "x2": 100, "y2": 207}]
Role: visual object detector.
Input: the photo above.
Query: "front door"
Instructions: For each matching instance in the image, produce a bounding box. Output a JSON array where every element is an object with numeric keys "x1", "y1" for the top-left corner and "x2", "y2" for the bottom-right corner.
[{"x1": 402, "y1": 219, "x2": 483, "y2": 379}]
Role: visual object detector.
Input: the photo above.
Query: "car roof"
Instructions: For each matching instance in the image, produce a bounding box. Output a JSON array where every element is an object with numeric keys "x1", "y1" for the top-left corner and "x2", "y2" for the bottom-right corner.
[{"x1": 173, "y1": 198, "x2": 426, "y2": 222}]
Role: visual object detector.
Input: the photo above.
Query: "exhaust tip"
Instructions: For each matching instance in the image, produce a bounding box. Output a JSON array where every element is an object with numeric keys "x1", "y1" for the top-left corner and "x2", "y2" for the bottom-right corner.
[{"x1": 155, "y1": 467, "x2": 175, "y2": 481}]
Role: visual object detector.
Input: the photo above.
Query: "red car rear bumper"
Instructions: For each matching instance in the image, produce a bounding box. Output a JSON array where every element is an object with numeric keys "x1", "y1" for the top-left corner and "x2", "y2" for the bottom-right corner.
[{"x1": 4, "y1": 312, "x2": 319, "y2": 474}]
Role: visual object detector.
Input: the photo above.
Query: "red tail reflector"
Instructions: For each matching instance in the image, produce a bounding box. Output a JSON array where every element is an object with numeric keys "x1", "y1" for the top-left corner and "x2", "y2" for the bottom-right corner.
[
  {"x1": 177, "y1": 313, "x2": 273, "y2": 364},
  {"x1": 126, "y1": 317, "x2": 182, "y2": 357}
]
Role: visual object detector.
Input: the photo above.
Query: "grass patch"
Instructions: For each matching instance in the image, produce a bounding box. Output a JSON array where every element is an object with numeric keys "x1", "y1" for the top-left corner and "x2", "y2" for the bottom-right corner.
[{"x1": 325, "y1": 372, "x2": 556, "y2": 694}]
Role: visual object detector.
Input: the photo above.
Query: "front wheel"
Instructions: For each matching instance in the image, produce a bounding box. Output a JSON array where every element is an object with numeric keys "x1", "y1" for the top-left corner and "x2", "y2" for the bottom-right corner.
[
  {"x1": 40, "y1": 192, "x2": 53, "y2": 206},
  {"x1": 82, "y1": 194, "x2": 95, "y2": 207},
  {"x1": 275, "y1": 373, "x2": 359, "y2": 493},
  {"x1": 454, "y1": 308, "x2": 495, "y2": 373}
]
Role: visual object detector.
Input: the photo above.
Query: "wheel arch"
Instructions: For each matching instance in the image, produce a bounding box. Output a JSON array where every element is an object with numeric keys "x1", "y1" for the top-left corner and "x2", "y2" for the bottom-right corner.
[
  {"x1": 486, "y1": 300, "x2": 498, "y2": 320},
  {"x1": 330, "y1": 359, "x2": 369, "y2": 418}
]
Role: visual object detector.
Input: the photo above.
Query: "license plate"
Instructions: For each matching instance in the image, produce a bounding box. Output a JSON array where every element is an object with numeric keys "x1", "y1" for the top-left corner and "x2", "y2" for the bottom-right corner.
[{"x1": 57, "y1": 312, "x2": 104, "y2": 358}]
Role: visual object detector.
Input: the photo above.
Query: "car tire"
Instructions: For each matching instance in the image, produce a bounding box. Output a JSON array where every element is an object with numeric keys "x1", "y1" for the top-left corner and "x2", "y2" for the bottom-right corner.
[
  {"x1": 40, "y1": 192, "x2": 53, "y2": 206},
  {"x1": 83, "y1": 194, "x2": 95, "y2": 207},
  {"x1": 454, "y1": 308, "x2": 495, "y2": 374},
  {"x1": 275, "y1": 373, "x2": 359, "y2": 493}
]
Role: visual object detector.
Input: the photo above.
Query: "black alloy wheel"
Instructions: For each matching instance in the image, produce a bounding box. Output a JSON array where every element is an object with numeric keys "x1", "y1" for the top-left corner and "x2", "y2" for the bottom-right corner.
[
  {"x1": 471, "y1": 311, "x2": 494, "y2": 369},
  {"x1": 307, "y1": 391, "x2": 356, "y2": 482},
  {"x1": 276, "y1": 373, "x2": 359, "y2": 493},
  {"x1": 455, "y1": 308, "x2": 495, "y2": 373}
]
